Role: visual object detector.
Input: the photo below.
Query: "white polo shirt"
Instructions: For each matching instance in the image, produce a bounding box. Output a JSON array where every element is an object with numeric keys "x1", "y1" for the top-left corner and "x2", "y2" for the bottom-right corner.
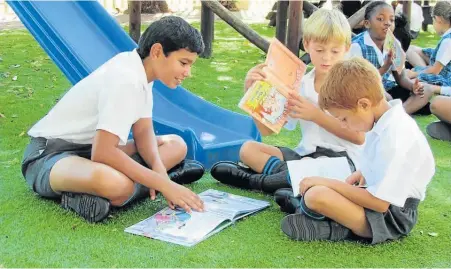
[
  {"x1": 284, "y1": 70, "x2": 363, "y2": 168},
  {"x1": 28, "y1": 49, "x2": 153, "y2": 145},
  {"x1": 360, "y1": 100, "x2": 435, "y2": 207}
]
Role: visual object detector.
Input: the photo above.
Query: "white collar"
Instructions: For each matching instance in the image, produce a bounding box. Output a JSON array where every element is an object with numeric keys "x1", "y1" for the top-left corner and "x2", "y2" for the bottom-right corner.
[
  {"x1": 443, "y1": 28, "x2": 451, "y2": 37},
  {"x1": 363, "y1": 31, "x2": 383, "y2": 52},
  {"x1": 131, "y1": 49, "x2": 150, "y2": 91}
]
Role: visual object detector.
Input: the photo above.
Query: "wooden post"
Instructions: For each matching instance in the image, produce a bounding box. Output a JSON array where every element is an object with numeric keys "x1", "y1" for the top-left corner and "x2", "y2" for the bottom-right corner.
[
  {"x1": 276, "y1": 0, "x2": 289, "y2": 45},
  {"x1": 286, "y1": 0, "x2": 303, "y2": 56},
  {"x1": 202, "y1": 0, "x2": 269, "y2": 53},
  {"x1": 402, "y1": 0, "x2": 412, "y2": 30},
  {"x1": 129, "y1": 0, "x2": 141, "y2": 43},
  {"x1": 303, "y1": 1, "x2": 318, "y2": 17},
  {"x1": 200, "y1": 2, "x2": 214, "y2": 58}
]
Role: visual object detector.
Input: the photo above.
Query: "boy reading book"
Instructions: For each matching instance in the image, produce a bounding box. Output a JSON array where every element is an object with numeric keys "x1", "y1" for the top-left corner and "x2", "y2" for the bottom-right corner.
[
  {"x1": 21, "y1": 16, "x2": 205, "y2": 223},
  {"x1": 210, "y1": 9, "x2": 365, "y2": 195},
  {"x1": 280, "y1": 57, "x2": 435, "y2": 244}
]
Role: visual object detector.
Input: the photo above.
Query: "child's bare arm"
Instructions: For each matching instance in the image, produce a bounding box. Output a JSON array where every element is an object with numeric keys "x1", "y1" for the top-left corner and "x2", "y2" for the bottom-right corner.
[
  {"x1": 253, "y1": 119, "x2": 275, "y2": 136},
  {"x1": 411, "y1": 62, "x2": 444, "y2": 77},
  {"x1": 300, "y1": 176, "x2": 390, "y2": 213},
  {"x1": 91, "y1": 130, "x2": 204, "y2": 212}
]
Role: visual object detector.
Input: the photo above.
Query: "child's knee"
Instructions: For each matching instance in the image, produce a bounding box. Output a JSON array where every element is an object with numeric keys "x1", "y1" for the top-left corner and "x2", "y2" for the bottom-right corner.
[
  {"x1": 239, "y1": 141, "x2": 258, "y2": 161},
  {"x1": 91, "y1": 165, "x2": 135, "y2": 203},
  {"x1": 165, "y1": 134, "x2": 188, "y2": 160},
  {"x1": 304, "y1": 185, "x2": 332, "y2": 211},
  {"x1": 430, "y1": 96, "x2": 444, "y2": 115}
]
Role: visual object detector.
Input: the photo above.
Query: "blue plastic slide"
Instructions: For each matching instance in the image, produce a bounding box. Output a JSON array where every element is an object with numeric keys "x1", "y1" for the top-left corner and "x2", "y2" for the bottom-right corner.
[{"x1": 7, "y1": 0, "x2": 261, "y2": 169}]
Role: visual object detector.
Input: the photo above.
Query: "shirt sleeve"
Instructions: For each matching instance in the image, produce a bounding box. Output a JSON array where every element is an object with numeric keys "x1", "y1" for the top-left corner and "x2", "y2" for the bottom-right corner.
[
  {"x1": 347, "y1": 43, "x2": 363, "y2": 59},
  {"x1": 140, "y1": 83, "x2": 154, "y2": 118},
  {"x1": 436, "y1": 38, "x2": 451, "y2": 67},
  {"x1": 361, "y1": 129, "x2": 414, "y2": 207},
  {"x1": 97, "y1": 79, "x2": 141, "y2": 145}
]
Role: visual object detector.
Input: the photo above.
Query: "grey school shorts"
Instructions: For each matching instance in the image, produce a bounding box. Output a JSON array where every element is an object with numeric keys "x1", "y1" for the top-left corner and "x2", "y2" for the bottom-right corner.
[{"x1": 21, "y1": 137, "x2": 150, "y2": 204}]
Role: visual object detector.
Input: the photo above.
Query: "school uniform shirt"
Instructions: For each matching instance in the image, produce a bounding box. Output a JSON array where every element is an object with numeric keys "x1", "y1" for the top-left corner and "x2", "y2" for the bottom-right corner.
[
  {"x1": 348, "y1": 31, "x2": 400, "y2": 90},
  {"x1": 28, "y1": 49, "x2": 153, "y2": 146},
  {"x1": 360, "y1": 99, "x2": 435, "y2": 207},
  {"x1": 284, "y1": 70, "x2": 363, "y2": 168}
]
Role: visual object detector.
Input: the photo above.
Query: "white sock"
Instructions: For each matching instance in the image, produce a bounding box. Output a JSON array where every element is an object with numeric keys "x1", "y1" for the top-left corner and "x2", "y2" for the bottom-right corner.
[{"x1": 440, "y1": 86, "x2": 451, "y2": 96}]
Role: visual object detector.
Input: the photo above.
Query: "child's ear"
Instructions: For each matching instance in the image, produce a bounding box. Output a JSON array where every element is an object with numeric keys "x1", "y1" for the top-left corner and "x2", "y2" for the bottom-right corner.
[
  {"x1": 363, "y1": 20, "x2": 370, "y2": 29},
  {"x1": 150, "y1": 43, "x2": 164, "y2": 59},
  {"x1": 357, "y1": 98, "x2": 372, "y2": 111}
]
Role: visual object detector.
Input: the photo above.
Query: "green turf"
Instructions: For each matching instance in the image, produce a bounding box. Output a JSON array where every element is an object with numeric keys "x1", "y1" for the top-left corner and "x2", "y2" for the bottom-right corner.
[{"x1": 0, "y1": 23, "x2": 450, "y2": 267}]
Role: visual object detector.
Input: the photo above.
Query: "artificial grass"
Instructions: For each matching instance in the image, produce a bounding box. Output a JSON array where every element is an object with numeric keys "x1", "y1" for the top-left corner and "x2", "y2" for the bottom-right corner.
[{"x1": 0, "y1": 22, "x2": 450, "y2": 267}]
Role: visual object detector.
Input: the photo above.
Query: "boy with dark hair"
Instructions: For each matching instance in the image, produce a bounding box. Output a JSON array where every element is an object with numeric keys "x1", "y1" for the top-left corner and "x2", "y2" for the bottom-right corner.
[{"x1": 22, "y1": 16, "x2": 206, "y2": 223}]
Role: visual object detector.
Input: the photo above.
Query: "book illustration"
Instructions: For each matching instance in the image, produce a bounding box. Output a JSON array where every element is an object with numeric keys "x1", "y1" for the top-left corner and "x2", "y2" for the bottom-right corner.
[
  {"x1": 384, "y1": 29, "x2": 406, "y2": 74},
  {"x1": 155, "y1": 208, "x2": 191, "y2": 230},
  {"x1": 239, "y1": 80, "x2": 288, "y2": 133}
]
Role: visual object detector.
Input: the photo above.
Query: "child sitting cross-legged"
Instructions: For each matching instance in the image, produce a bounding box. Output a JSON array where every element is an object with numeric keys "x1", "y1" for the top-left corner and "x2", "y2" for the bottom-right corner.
[
  {"x1": 210, "y1": 8, "x2": 365, "y2": 195},
  {"x1": 279, "y1": 57, "x2": 435, "y2": 244}
]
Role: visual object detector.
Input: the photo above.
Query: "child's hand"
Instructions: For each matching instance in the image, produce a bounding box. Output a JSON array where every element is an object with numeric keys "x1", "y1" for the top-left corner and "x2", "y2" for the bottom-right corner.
[
  {"x1": 345, "y1": 170, "x2": 365, "y2": 186},
  {"x1": 161, "y1": 182, "x2": 204, "y2": 213},
  {"x1": 299, "y1": 176, "x2": 323, "y2": 196},
  {"x1": 412, "y1": 78, "x2": 425, "y2": 97},
  {"x1": 244, "y1": 64, "x2": 267, "y2": 92},
  {"x1": 287, "y1": 91, "x2": 321, "y2": 122},
  {"x1": 382, "y1": 50, "x2": 394, "y2": 72}
]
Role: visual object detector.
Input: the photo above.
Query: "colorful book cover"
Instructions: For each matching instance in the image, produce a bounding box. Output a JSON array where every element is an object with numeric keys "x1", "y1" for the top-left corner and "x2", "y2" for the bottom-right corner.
[
  {"x1": 384, "y1": 29, "x2": 406, "y2": 74},
  {"x1": 239, "y1": 39, "x2": 307, "y2": 133}
]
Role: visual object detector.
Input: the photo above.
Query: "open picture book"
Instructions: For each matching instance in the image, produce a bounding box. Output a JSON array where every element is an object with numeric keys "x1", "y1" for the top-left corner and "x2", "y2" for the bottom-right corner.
[
  {"x1": 384, "y1": 28, "x2": 406, "y2": 74},
  {"x1": 287, "y1": 157, "x2": 353, "y2": 196},
  {"x1": 239, "y1": 38, "x2": 307, "y2": 133},
  {"x1": 124, "y1": 189, "x2": 270, "y2": 247}
]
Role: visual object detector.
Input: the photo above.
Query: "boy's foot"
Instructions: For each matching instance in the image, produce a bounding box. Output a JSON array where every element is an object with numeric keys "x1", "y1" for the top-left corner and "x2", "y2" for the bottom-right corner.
[
  {"x1": 169, "y1": 159, "x2": 205, "y2": 185},
  {"x1": 210, "y1": 161, "x2": 290, "y2": 193},
  {"x1": 274, "y1": 188, "x2": 301, "y2": 214},
  {"x1": 61, "y1": 192, "x2": 111, "y2": 223},
  {"x1": 210, "y1": 161, "x2": 255, "y2": 189},
  {"x1": 426, "y1": 121, "x2": 451, "y2": 141},
  {"x1": 281, "y1": 213, "x2": 350, "y2": 241}
]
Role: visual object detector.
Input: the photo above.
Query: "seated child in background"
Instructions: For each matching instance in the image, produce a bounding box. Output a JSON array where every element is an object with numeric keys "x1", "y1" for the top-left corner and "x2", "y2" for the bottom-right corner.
[
  {"x1": 427, "y1": 96, "x2": 451, "y2": 141},
  {"x1": 279, "y1": 57, "x2": 435, "y2": 244},
  {"x1": 407, "y1": 1, "x2": 451, "y2": 97},
  {"x1": 210, "y1": 9, "x2": 365, "y2": 195},
  {"x1": 21, "y1": 16, "x2": 205, "y2": 223},
  {"x1": 348, "y1": 1, "x2": 433, "y2": 115}
]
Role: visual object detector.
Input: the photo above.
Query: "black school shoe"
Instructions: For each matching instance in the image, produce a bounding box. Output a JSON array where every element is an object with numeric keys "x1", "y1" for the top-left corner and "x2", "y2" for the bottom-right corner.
[
  {"x1": 168, "y1": 159, "x2": 205, "y2": 185},
  {"x1": 210, "y1": 161, "x2": 290, "y2": 193},
  {"x1": 61, "y1": 192, "x2": 111, "y2": 223},
  {"x1": 426, "y1": 121, "x2": 451, "y2": 141},
  {"x1": 281, "y1": 213, "x2": 351, "y2": 242},
  {"x1": 274, "y1": 188, "x2": 301, "y2": 214}
]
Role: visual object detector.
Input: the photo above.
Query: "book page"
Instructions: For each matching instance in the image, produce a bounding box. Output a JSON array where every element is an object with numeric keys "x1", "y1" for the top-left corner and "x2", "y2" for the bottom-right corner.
[
  {"x1": 200, "y1": 189, "x2": 270, "y2": 220},
  {"x1": 287, "y1": 157, "x2": 352, "y2": 196},
  {"x1": 265, "y1": 38, "x2": 307, "y2": 90},
  {"x1": 124, "y1": 208, "x2": 228, "y2": 247},
  {"x1": 384, "y1": 29, "x2": 406, "y2": 74}
]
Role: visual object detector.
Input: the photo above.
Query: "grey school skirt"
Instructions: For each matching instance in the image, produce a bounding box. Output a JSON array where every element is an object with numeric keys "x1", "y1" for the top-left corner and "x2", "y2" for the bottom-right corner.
[{"x1": 21, "y1": 137, "x2": 150, "y2": 205}]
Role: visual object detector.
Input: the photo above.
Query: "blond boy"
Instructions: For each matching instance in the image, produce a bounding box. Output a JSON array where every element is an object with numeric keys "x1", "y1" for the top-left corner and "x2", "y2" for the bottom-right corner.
[{"x1": 210, "y1": 9, "x2": 365, "y2": 196}]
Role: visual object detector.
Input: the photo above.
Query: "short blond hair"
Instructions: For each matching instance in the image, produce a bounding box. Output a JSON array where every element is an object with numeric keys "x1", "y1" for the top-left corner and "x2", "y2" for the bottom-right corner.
[
  {"x1": 303, "y1": 8, "x2": 352, "y2": 47},
  {"x1": 318, "y1": 57, "x2": 385, "y2": 110}
]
